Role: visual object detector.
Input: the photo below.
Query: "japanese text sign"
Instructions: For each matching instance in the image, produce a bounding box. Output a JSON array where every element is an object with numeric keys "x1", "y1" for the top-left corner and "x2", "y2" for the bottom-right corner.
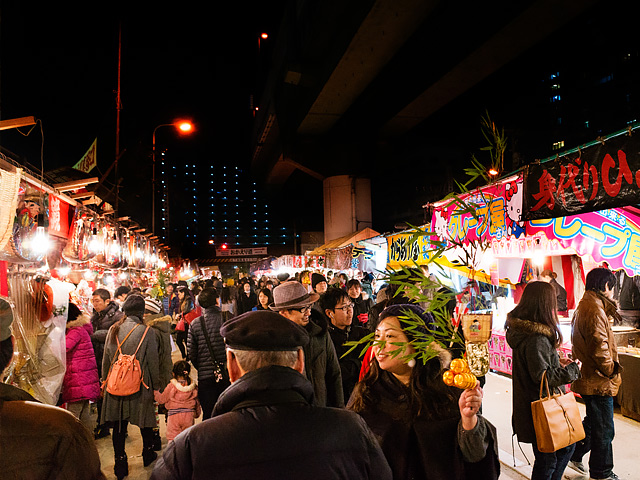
[
  {"x1": 527, "y1": 207, "x2": 640, "y2": 276},
  {"x1": 523, "y1": 134, "x2": 640, "y2": 220},
  {"x1": 431, "y1": 176, "x2": 525, "y2": 247}
]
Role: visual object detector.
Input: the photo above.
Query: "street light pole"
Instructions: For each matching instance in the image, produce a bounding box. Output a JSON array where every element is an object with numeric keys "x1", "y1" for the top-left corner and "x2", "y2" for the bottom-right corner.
[{"x1": 151, "y1": 121, "x2": 194, "y2": 234}]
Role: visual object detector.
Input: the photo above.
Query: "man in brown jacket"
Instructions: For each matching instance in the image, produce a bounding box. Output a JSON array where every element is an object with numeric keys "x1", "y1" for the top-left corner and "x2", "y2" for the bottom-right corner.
[
  {"x1": 569, "y1": 268, "x2": 621, "y2": 480},
  {"x1": 0, "y1": 299, "x2": 105, "y2": 480}
]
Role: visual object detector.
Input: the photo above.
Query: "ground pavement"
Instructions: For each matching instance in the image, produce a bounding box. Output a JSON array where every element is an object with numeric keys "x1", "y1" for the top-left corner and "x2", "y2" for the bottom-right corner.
[{"x1": 95, "y1": 351, "x2": 637, "y2": 479}]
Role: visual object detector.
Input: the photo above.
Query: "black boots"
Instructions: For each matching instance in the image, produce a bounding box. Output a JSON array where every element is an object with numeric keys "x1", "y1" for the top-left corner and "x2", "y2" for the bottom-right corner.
[
  {"x1": 114, "y1": 455, "x2": 128, "y2": 480},
  {"x1": 142, "y1": 447, "x2": 158, "y2": 467},
  {"x1": 152, "y1": 429, "x2": 162, "y2": 451}
]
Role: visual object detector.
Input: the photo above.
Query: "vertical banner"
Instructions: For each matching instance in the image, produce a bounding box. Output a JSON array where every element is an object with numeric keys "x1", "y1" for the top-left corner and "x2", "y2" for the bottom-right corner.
[{"x1": 73, "y1": 138, "x2": 97, "y2": 173}]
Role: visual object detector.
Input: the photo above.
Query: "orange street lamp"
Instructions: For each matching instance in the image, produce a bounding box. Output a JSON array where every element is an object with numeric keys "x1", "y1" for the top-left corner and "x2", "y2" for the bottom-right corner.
[{"x1": 152, "y1": 121, "x2": 194, "y2": 233}]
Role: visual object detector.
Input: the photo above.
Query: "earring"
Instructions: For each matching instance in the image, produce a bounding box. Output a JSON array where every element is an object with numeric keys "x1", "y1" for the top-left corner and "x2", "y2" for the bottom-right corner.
[{"x1": 407, "y1": 358, "x2": 416, "y2": 368}]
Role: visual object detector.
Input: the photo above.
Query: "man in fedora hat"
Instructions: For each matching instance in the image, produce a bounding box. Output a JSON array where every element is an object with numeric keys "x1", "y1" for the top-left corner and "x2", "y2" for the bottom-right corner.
[
  {"x1": 270, "y1": 281, "x2": 344, "y2": 407},
  {"x1": 151, "y1": 311, "x2": 391, "y2": 480},
  {"x1": 0, "y1": 299, "x2": 105, "y2": 479}
]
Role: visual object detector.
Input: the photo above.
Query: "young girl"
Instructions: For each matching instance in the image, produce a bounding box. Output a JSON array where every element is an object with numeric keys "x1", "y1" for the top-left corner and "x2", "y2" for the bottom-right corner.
[{"x1": 154, "y1": 360, "x2": 201, "y2": 441}]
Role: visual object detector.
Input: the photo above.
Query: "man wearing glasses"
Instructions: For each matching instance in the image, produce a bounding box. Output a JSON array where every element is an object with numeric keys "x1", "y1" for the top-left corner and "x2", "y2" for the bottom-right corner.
[
  {"x1": 271, "y1": 281, "x2": 344, "y2": 407},
  {"x1": 320, "y1": 288, "x2": 370, "y2": 404}
]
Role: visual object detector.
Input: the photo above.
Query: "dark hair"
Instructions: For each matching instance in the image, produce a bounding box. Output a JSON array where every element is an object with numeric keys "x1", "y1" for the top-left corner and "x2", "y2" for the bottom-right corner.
[
  {"x1": 220, "y1": 286, "x2": 232, "y2": 304},
  {"x1": 585, "y1": 267, "x2": 616, "y2": 293},
  {"x1": 114, "y1": 285, "x2": 131, "y2": 298},
  {"x1": 172, "y1": 360, "x2": 191, "y2": 385},
  {"x1": 92, "y1": 288, "x2": 111, "y2": 300},
  {"x1": 349, "y1": 304, "x2": 458, "y2": 420},
  {"x1": 507, "y1": 281, "x2": 562, "y2": 347},
  {"x1": 197, "y1": 287, "x2": 219, "y2": 309},
  {"x1": 257, "y1": 288, "x2": 273, "y2": 306},
  {"x1": 319, "y1": 287, "x2": 350, "y2": 312},
  {"x1": 0, "y1": 337, "x2": 14, "y2": 371},
  {"x1": 346, "y1": 279, "x2": 361, "y2": 290},
  {"x1": 177, "y1": 286, "x2": 193, "y2": 313}
]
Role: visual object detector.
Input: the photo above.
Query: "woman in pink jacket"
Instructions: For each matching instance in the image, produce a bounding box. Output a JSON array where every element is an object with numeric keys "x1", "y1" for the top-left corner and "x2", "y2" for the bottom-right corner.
[
  {"x1": 154, "y1": 360, "x2": 201, "y2": 441},
  {"x1": 62, "y1": 302, "x2": 101, "y2": 432}
]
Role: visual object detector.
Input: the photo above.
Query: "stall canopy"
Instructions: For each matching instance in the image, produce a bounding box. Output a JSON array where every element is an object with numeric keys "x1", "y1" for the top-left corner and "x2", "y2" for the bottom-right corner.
[{"x1": 306, "y1": 228, "x2": 380, "y2": 256}]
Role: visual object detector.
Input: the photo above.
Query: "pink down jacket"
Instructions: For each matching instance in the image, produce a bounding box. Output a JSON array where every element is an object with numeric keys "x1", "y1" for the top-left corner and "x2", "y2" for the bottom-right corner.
[{"x1": 62, "y1": 315, "x2": 101, "y2": 403}]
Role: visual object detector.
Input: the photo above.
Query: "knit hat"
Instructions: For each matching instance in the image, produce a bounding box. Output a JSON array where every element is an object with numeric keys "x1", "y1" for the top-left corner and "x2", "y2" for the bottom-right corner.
[
  {"x1": 311, "y1": 273, "x2": 327, "y2": 290},
  {"x1": 221, "y1": 310, "x2": 309, "y2": 351},
  {"x1": 144, "y1": 297, "x2": 162, "y2": 315},
  {"x1": 270, "y1": 281, "x2": 319, "y2": 311},
  {"x1": 122, "y1": 294, "x2": 146, "y2": 317},
  {"x1": 0, "y1": 299, "x2": 13, "y2": 342},
  {"x1": 197, "y1": 287, "x2": 218, "y2": 309},
  {"x1": 67, "y1": 302, "x2": 82, "y2": 322}
]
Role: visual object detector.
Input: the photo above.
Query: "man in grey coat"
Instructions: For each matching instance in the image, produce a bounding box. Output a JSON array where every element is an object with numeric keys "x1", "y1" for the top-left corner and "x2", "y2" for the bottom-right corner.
[
  {"x1": 151, "y1": 311, "x2": 391, "y2": 480},
  {"x1": 271, "y1": 281, "x2": 344, "y2": 407}
]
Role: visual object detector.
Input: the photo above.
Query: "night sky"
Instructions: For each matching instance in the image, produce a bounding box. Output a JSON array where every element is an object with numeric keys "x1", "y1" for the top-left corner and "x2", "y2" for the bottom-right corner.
[{"x1": 0, "y1": 3, "x2": 286, "y2": 217}]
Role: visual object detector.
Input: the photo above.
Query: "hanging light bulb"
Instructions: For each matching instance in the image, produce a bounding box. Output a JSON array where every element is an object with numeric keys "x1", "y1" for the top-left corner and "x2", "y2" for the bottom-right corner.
[
  {"x1": 111, "y1": 232, "x2": 121, "y2": 255},
  {"x1": 89, "y1": 225, "x2": 101, "y2": 253},
  {"x1": 32, "y1": 215, "x2": 51, "y2": 255}
]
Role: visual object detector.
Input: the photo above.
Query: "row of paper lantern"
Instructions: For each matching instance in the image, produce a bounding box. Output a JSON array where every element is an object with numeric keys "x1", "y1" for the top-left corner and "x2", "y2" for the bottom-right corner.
[{"x1": 60, "y1": 208, "x2": 168, "y2": 270}]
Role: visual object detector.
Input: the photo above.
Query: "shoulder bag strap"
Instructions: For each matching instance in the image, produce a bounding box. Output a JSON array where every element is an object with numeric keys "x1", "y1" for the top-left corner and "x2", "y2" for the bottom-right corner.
[
  {"x1": 109, "y1": 322, "x2": 140, "y2": 365},
  {"x1": 200, "y1": 316, "x2": 226, "y2": 378},
  {"x1": 132, "y1": 325, "x2": 151, "y2": 357}
]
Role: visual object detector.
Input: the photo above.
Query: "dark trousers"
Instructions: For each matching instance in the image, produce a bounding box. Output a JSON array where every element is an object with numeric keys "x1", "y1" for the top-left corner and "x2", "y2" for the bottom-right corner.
[
  {"x1": 199, "y1": 377, "x2": 230, "y2": 420},
  {"x1": 176, "y1": 324, "x2": 189, "y2": 359},
  {"x1": 112, "y1": 420, "x2": 154, "y2": 457},
  {"x1": 532, "y1": 441, "x2": 575, "y2": 480},
  {"x1": 571, "y1": 395, "x2": 615, "y2": 479}
]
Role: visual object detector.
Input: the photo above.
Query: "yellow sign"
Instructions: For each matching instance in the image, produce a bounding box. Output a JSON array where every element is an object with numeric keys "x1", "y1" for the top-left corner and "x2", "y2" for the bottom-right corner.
[{"x1": 73, "y1": 138, "x2": 97, "y2": 173}]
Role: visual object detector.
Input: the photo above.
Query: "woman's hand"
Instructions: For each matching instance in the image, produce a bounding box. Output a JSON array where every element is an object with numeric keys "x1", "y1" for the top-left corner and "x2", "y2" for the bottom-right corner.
[{"x1": 459, "y1": 381, "x2": 483, "y2": 430}]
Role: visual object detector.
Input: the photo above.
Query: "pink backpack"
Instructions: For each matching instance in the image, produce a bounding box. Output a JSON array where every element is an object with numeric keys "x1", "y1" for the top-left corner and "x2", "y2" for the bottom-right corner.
[{"x1": 104, "y1": 324, "x2": 151, "y2": 396}]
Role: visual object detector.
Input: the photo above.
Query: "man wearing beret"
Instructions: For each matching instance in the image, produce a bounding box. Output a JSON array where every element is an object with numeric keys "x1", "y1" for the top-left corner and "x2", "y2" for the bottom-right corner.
[
  {"x1": 0, "y1": 299, "x2": 105, "y2": 479},
  {"x1": 271, "y1": 281, "x2": 344, "y2": 407},
  {"x1": 151, "y1": 310, "x2": 391, "y2": 480}
]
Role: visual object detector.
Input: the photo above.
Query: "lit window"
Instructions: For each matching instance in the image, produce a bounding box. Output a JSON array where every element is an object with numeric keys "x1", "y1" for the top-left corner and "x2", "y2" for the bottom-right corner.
[{"x1": 552, "y1": 140, "x2": 565, "y2": 150}]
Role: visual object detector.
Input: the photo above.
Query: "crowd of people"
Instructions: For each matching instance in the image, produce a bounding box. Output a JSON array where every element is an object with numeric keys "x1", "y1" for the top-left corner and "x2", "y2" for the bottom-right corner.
[{"x1": 0, "y1": 264, "x2": 628, "y2": 480}]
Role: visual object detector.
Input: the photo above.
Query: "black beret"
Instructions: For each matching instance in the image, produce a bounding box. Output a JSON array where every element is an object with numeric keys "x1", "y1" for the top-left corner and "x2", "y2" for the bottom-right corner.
[
  {"x1": 221, "y1": 311, "x2": 309, "y2": 351},
  {"x1": 122, "y1": 294, "x2": 145, "y2": 316}
]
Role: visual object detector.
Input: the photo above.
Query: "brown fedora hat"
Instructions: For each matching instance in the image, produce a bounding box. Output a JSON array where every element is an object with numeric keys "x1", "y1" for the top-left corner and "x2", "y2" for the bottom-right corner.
[{"x1": 270, "y1": 281, "x2": 319, "y2": 311}]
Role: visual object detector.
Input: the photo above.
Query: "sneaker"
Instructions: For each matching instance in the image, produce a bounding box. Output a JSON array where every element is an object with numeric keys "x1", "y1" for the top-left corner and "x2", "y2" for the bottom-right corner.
[
  {"x1": 590, "y1": 473, "x2": 619, "y2": 480},
  {"x1": 569, "y1": 460, "x2": 587, "y2": 475}
]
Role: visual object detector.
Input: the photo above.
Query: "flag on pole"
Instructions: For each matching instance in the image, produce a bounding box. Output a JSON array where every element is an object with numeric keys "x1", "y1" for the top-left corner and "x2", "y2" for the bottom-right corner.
[{"x1": 73, "y1": 138, "x2": 97, "y2": 173}]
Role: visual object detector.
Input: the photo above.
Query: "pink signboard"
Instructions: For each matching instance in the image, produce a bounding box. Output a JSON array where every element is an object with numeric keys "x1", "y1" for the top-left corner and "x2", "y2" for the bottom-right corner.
[
  {"x1": 527, "y1": 207, "x2": 640, "y2": 276},
  {"x1": 431, "y1": 176, "x2": 525, "y2": 245}
]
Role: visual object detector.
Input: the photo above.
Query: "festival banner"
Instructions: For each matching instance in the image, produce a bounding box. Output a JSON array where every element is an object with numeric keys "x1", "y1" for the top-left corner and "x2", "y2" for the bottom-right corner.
[
  {"x1": 523, "y1": 133, "x2": 640, "y2": 220},
  {"x1": 526, "y1": 207, "x2": 640, "y2": 276},
  {"x1": 73, "y1": 138, "x2": 97, "y2": 173},
  {"x1": 431, "y1": 176, "x2": 525, "y2": 246},
  {"x1": 387, "y1": 231, "x2": 433, "y2": 269},
  {"x1": 48, "y1": 195, "x2": 71, "y2": 238}
]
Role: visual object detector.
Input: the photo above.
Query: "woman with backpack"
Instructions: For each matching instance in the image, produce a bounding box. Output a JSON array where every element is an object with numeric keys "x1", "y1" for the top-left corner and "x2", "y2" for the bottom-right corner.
[{"x1": 101, "y1": 294, "x2": 161, "y2": 480}]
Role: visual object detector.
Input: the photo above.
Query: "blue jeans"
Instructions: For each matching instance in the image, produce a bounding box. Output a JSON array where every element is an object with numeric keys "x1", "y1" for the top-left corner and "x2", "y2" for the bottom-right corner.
[
  {"x1": 532, "y1": 442, "x2": 575, "y2": 480},
  {"x1": 571, "y1": 395, "x2": 615, "y2": 478}
]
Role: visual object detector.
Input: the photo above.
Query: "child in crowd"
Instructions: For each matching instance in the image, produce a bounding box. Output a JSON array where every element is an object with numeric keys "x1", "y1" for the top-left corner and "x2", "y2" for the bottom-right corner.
[
  {"x1": 62, "y1": 302, "x2": 101, "y2": 432},
  {"x1": 154, "y1": 360, "x2": 201, "y2": 441}
]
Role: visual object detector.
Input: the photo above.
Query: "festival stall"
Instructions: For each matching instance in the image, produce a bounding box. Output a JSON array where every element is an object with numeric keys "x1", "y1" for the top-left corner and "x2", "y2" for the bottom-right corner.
[
  {"x1": 428, "y1": 126, "x2": 640, "y2": 413},
  {"x1": 1, "y1": 160, "x2": 170, "y2": 404}
]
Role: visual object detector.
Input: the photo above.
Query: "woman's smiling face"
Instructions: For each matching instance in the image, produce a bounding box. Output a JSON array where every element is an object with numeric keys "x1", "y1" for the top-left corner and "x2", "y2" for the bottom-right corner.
[{"x1": 373, "y1": 316, "x2": 414, "y2": 377}]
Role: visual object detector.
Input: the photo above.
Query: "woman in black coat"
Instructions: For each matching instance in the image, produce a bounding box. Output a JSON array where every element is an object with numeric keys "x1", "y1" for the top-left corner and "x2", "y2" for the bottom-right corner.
[
  {"x1": 187, "y1": 288, "x2": 230, "y2": 419},
  {"x1": 506, "y1": 281, "x2": 580, "y2": 480},
  {"x1": 236, "y1": 282, "x2": 258, "y2": 314},
  {"x1": 348, "y1": 304, "x2": 499, "y2": 480}
]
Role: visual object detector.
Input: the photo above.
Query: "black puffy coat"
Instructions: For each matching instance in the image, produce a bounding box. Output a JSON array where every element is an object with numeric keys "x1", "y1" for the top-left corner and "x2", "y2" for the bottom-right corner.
[
  {"x1": 187, "y1": 307, "x2": 228, "y2": 382},
  {"x1": 90, "y1": 301, "x2": 124, "y2": 376},
  {"x1": 150, "y1": 366, "x2": 391, "y2": 480},
  {"x1": 505, "y1": 317, "x2": 580, "y2": 443}
]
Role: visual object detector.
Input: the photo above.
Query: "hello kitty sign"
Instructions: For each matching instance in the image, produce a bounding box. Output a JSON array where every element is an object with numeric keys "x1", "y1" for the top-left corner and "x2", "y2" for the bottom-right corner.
[{"x1": 431, "y1": 176, "x2": 525, "y2": 246}]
